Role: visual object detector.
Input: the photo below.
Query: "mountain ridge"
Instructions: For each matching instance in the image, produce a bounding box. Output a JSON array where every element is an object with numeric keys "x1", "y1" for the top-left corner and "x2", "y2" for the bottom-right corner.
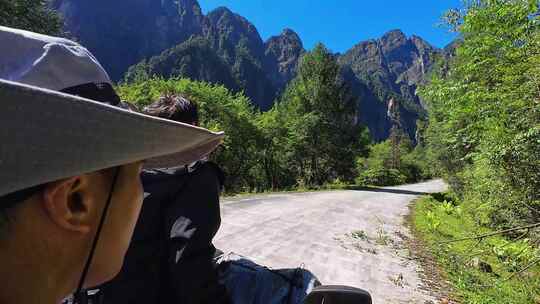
[{"x1": 51, "y1": 0, "x2": 445, "y2": 140}]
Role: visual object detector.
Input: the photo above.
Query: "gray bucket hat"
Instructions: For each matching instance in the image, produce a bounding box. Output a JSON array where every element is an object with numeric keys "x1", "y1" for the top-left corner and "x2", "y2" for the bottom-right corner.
[{"x1": 0, "y1": 26, "x2": 224, "y2": 197}]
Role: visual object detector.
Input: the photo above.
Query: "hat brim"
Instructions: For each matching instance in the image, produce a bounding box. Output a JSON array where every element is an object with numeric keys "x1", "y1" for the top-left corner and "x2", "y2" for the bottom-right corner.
[{"x1": 0, "y1": 79, "x2": 224, "y2": 196}]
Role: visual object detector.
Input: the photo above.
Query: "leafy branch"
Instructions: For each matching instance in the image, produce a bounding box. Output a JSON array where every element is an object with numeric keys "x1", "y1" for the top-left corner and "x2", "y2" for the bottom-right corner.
[{"x1": 438, "y1": 222, "x2": 540, "y2": 245}]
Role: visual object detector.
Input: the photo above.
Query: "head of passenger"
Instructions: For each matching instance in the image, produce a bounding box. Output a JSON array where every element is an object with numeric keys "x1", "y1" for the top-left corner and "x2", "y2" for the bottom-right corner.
[
  {"x1": 142, "y1": 94, "x2": 204, "y2": 169},
  {"x1": 143, "y1": 94, "x2": 199, "y2": 126}
]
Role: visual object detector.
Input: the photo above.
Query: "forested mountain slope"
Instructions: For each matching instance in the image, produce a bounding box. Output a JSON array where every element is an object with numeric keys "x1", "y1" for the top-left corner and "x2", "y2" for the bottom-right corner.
[{"x1": 52, "y1": 0, "x2": 446, "y2": 140}]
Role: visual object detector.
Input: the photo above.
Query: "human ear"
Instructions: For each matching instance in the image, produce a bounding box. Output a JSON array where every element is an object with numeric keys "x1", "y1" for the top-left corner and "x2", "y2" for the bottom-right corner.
[{"x1": 41, "y1": 176, "x2": 93, "y2": 234}]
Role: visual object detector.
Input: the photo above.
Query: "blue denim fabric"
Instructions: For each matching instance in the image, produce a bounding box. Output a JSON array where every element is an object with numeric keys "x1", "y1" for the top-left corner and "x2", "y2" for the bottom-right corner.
[{"x1": 217, "y1": 253, "x2": 320, "y2": 304}]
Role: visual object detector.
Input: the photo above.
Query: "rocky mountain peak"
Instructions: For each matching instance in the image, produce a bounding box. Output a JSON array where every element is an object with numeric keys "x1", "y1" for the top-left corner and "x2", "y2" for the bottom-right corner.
[
  {"x1": 264, "y1": 28, "x2": 305, "y2": 91},
  {"x1": 265, "y1": 28, "x2": 303, "y2": 50},
  {"x1": 51, "y1": 0, "x2": 441, "y2": 142},
  {"x1": 443, "y1": 39, "x2": 462, "y2": 57},
  {"x1": 207, "y1": 6, "x2": 232, "y2": 17},
  {"x1": 280, "y1": 28, "x2": 301, "y2": 39},
  {"x1": 206, "y1": 6, "x2": 264, "y2": 56},
  {"x1": 382, "y1": 29, "x2": 407, "y2": 38},
  {"x1": 380, "y1": 29, "x2": 408, "y2": 48},
  {"x1": 176, "y1": 0, "x2": 203, "y2": 13},
  {"x1": 339, "y1": 30, "x2": 441, "y2": 141},
  {"x1": 207, "y1": 6, "x2": 261, "y2": 39},
  {"x1": 410, "y1": 35, "x2": 435, "y2": 54},
  {"x1": 165, "y1": 0, "x2": 204, "y2": 20}
]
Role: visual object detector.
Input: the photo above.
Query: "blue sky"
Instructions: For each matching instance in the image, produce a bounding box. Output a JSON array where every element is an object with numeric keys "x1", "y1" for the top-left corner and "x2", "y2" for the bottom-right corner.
[{"x1": 198, "y1": 0, "x2": 462, "y2": 52}]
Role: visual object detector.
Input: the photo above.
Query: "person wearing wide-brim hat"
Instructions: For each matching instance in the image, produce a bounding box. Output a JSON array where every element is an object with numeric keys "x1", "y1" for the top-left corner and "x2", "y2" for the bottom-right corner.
[{"x1": 0, "y1": 26, "x2": 224, "y2": 304}]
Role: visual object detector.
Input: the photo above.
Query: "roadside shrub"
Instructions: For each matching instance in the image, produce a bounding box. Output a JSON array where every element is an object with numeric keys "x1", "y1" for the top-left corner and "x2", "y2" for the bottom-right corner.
[
  {"x1": 439, "y1": 201, "x2": 454, "y2": 215},
  {"x1": 425, "y1": 210, "x2": 441, "y2": 231},
  {"x1": 356, "y1": 139, "x2": 433, "y2": 186},
  {"x1": 356, "y1": 168, "x2": 406, "y2": 186},
  {"x1": 324, "y1": 178, "x2": 350, "y2": 190},
  {"x1": 419, "y1": 0, "x2": 540, "y2": 229},
  {"x1": 414, "y1": 196, "x2": 540, "y2": 303}
]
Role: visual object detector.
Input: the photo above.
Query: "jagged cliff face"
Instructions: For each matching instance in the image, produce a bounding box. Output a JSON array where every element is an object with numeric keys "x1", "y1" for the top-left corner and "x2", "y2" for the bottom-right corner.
[
  {"x1": 51, "y1": 0, "x2": 299, "y2": 109},
  {"x1": 205, "y1": 7, "x2": 265, "y2": 59},
  {"x1": 123, "y1": 37, "x2": 240, "y2": 92},
  {"x1": 203, "y1": 7, "x2": 277, "y2": 109},
  {"x1": 200, "y1": 8, "x2": 305, "y2": 109},
  {"x1": 264, "y1": 29, "x2": 305, "y2": 92},
  {"x1": 339, "y1": 29, "x2": 438, "y2": 92},
  {"x1": 51, "y1": 0, "x2": 205, "y2": 80},
  {"x1": 52, "y1": 1, "x2": 441, "y2": 141},
  {"x1": 120, "y1": 4, "x2": 304, "y2": 110},
  {"x1": 338, "y1": 30, "x2": 440, "y2": 140}
]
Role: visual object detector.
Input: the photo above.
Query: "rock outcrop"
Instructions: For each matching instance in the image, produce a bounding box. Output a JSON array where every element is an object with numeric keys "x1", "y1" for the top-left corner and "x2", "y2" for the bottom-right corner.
[
  {"x1": 338, "y1": 29, "x2": 441, "y2": 140},
  {"x1": 264, "y1": 28, "x2": 305, "y2": 93},
  {"x1": 203, "y1": 7, "x2": 276, "y2": 109}
]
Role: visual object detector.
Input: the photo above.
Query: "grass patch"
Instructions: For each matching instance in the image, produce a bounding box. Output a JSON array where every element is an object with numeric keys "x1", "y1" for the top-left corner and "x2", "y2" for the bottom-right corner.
[
  {"x1": 350, "y1": 230, "x2": 370, "y2": 242},
  {"x1": 413, "y1": 194, "x2": 540, "y2": 304}
]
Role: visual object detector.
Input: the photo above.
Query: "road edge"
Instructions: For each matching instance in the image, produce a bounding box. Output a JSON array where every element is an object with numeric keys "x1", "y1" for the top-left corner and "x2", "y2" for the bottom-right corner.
[{"x1": 404, "y1": 197, "x2": 458, "y2": 304}]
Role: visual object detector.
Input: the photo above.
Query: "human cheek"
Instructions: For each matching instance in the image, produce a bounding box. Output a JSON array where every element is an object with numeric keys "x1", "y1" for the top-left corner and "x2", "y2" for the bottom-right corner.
[
  {"x1": 129, "y1": 177, "x2": 144, "y2": 222},
  {"x1": 121, "y1": 168, "x2": 144, "y2": 242},
  {"x1": 119, "y1": 163, "x2": 144, "y2": 215}
]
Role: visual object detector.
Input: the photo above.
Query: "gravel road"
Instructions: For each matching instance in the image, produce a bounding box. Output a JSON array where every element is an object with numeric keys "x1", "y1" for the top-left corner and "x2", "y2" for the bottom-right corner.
[{"x1": 214, "y1": 179, "x2": 447, "y2": 303}]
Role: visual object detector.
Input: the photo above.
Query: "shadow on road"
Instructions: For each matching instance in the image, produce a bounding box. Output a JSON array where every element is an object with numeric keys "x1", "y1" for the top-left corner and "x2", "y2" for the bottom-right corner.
[{"x1": 343, "y1": 186, "x2": 430, "y2": 196}]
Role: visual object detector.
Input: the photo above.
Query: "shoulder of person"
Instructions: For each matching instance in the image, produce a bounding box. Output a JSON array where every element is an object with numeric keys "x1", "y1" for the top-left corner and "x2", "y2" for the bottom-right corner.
[
  {"x1": 196, "y1": 161, "x2": 226, "y2": 188},
  {"x1": 142, "y1": 162, "x2": 225, "y2": 187},
  {"x1": 141, "y1": 166, "x2": 189, "y2": 184}
]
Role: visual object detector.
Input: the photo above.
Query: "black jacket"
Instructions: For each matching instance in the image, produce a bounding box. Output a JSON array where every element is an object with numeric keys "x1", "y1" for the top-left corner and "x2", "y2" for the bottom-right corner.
[{"x1": 100, "y1": 161, "x2": 228, "y2": 304}]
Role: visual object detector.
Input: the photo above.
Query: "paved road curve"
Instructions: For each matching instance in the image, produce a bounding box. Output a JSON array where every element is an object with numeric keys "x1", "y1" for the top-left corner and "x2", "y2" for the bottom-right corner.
[{"x1": 214, "y1": 180, "x2": 447, "y2": 303}]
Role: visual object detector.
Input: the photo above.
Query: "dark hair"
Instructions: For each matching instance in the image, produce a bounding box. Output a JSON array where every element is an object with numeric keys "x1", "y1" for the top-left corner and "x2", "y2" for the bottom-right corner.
[
  {"x1": 0, "y1": 184, "x2": 46, "y2": 210},
  {"x1": 143, "y1": 94, "x2": 199, "y2": 125}
]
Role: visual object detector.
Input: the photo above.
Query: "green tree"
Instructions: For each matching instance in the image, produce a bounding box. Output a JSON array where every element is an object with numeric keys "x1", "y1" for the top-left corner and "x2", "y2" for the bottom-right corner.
[
  {"x1": 256, "y1": 106, "x2": 297, "y2": 190},
  {"x1": 274, "y1": 43, "x2": 369, "y2": 187},
  {"x1": 356, "y1": 137, "x2": 430, "y2": 186},
  {"x1": 117, "y1": 77, "x2": 265, "y2": 193},
  {"x1": 420, "y1": 0, "x2": 540, "y2": 228},
  {"x1": 0, "y1": 0, "x2": 62, "y2": 35}
]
